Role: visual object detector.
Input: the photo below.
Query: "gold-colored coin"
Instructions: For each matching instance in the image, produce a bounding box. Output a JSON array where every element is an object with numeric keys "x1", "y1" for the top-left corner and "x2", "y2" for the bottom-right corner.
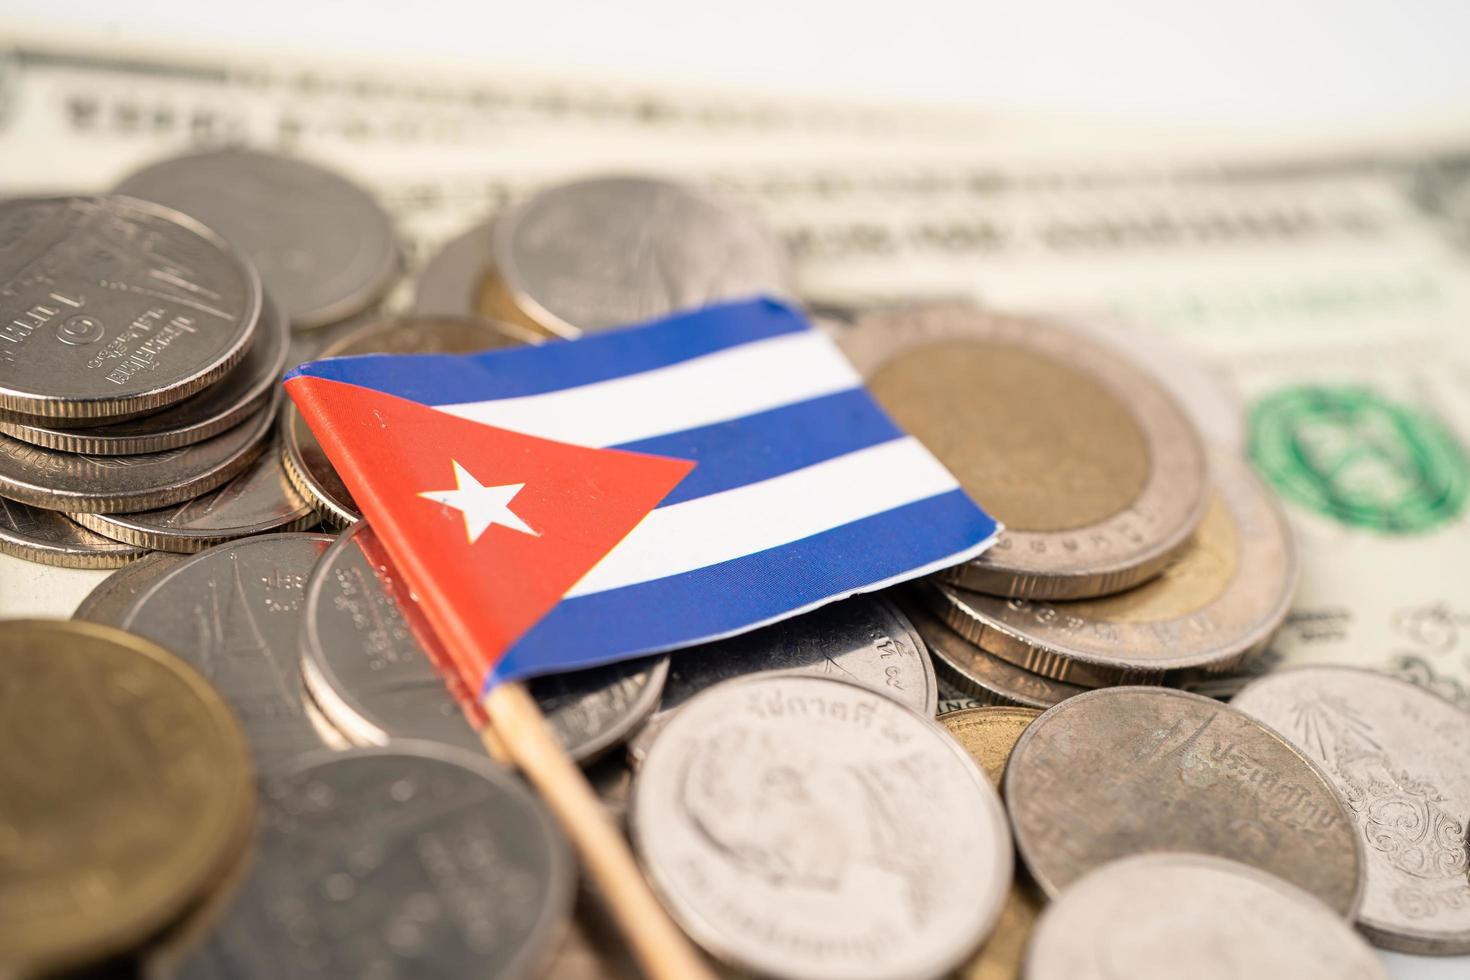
[
  {"x1": 0, "y1": 620, "x2": 253, "y2": 977},
  {"x1": 941, "y1": 706, "x2": 1042, "y2": 788}
]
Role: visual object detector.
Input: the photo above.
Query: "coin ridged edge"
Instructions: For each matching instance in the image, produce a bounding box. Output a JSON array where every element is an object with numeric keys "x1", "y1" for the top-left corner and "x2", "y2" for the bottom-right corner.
[
  {"x1": 279, "y1": 435, "x2": 356, "y2": 529},
  {"x1": 70, "y1": 498, "x2": 319, "y2": 553}
]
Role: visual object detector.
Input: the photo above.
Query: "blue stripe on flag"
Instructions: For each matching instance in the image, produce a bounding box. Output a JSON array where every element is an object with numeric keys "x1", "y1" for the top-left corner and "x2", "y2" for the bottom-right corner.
[
  {"x1": 285, "y1": 296, "x2": 806, "y2": 405},
  {"x1": 488, "y1": 488, "x2": 994, "y2": 685},
  {"x1": 616, "y1": 389, "x2": 905, "y2": 507}
]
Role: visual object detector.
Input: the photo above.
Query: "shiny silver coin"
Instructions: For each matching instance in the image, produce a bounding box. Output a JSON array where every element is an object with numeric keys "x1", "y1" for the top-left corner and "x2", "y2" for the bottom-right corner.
[
  {"x1": 0, "y1": 195, "x2": 261, "y2": 422},
  {"x1": 631, "y1": 674, "x2": 1011, "y2": 980},
  {"x1": 625, "y1": 594, "x2": 937, "y2": 764},
  {"x1": 0, "y1": 294, "x2": 288, "y2": 454},
  {"x1": 1024, "y1": 853, "x2": 1387, "y2": 980},
  {"x1": 411, "y1": 220, "x2": 495, "y2": 317},
  {"x1": 171, "y1": 745, "x2": 574, "y2": 980},
  {"x1": 493, "y1": 175, "x2": 791, "y2": 336},
  {"x1": 117, "y1": 532, "x2": 337, "y2": 771},
  {"x1": 71, "y1": 550, "x2": 187, "y2": 624},
  {"x1": 300, "y1": 523, "x2": 668, "y2": 762},
  {"x1": 0, "y1": 399, "x2": 272, "y2": 513},
  {"x1": 1232, "y1": 667, "x2": 1470, "y2": 954},
  {"x1": 281, "y1": 315, "x2": 538, "y2": 526},
  {"x1": 71, "y1": 439, "x2": 318, "y2": 552},
  {"x1": 114, "y1": 149, "x2": 400, "y2": 330},
  {"x1": 0, "y1": 495, "x2": 144, "y2": 568}
]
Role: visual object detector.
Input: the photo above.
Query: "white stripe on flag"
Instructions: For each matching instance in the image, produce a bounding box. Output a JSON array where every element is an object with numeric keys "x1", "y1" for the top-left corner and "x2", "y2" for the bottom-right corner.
[
  {"x1": 436, "y1": 330, "x2": 862, "y2": 447},
  {"x1": 563, "y1": 436, "x2": 959, "y2": 598}
]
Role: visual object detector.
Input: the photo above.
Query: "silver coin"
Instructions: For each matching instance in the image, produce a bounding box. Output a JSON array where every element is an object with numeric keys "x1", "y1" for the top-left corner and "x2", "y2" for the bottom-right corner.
[
  {"x1": 1232, "y1": 666, "x2": 1470, "y2": 954},
  {"x1": 626, "y1": 594, "x2": 937, "y2": 764},
  {"x1": 0, "y1": 398, "x2": 273, "y2": 513},
  {"x1": 71, "y1": 439, "x2": 318, "y2": 552},
  {"x1": 0, "y1": 196, "x2": 261, "y2": 422},
  {"x1": 71, "y1": 550, "x2": 187, "y2": 624},
  {"x1": 1024, "y1": 853, "x2": 1387, "y2": 980},
  {"x1": 171, "y1": 745, "x2": 574, "y2": 980},
  {"x1": 411, "y1": 220, "x2": 495, "y2": 317},
  {"x1": 300, "y1": 523, "x2": 668, "y2": 762},
  {"x1": 493, "y1": 175, "x2": 791, "y2": 336},
  {"x1": 0, "y1": 494, "x2": 144, "y2": 568},
  {"x1": 114, "y1": 149, "x2": 400, "y2": 330},
  {"x1": 631, "y1": 674, "x2": 1012, "y2": 980},
  {"x1": 117, "y1": 532, "x2": 337, "y2": 771},
  {"x1": 0, "y1": 293, "x2": 288, "y2": 454}
]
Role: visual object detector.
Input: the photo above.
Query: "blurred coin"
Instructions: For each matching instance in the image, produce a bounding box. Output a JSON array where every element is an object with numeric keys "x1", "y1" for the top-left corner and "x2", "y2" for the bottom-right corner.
[
  {"x1": 0, "y1": 398, "x2": 272, "y2": 513},
  {"x1": 0, "y1": 494, "x2": 145, "y2": 567},
  {"x1": 0, "y1": 294, "x2": 288, "y2": 454},
  {"x1": 72, "y1": 549, "x2": 187, "y2": 624},
  {"x1": 411, "y1": 220, "x2": 495, "y2": 317},
  {"x1": 930, "y1": 451, "x2": 1296, "y2": 685},
  {"x1": 906, "y1": 601, "x2": 1087, "y2": 709},
  {"x1": 281, "y1": 315, "x2": 538, "y2": 526},
  {"x1": 493, "y1": 175, "x2": 791, "y2": 336},
  {"x1": 633, "y1": 674, "x2": 1011, "y2": 980},
  {"x1": 1232, "y1": 666, "x2": 1470, "y2": 954},
  {"x1": 1005, "y1": 686, "x2": 1363, "y2": 915},
  {"x1": 118, "y1": 532, "x2": 337, "y2": 771},
  {"x1": 941, "y1": 706, "x2": 1041, "y2": 787},
  {"x1": 0, "y1": 620, "x2": 253, "y2": 978},
  {"x1": 0, "y1": 195, "x2": 261, "y2": 421},
  {"x1": 115, "y1": 149, "x2": 400, "y2": 330},
  {"x1": 626, "y1": 594, "x2": 936, "y2": 764},
  {"x1": 301, "y1": 522, "x2": 668, "y2": 762},
  {"x1": 1024, "y1": 853, "x2": 1387, "y2": 980},
  {"x1": 72, "y1": 438, "x2": 317, "y2": 552},
  {"x1": 171, "y1": 745, "x2": 574, "y2": 979},
  {"x1": 840, "y1": 307, "x2": 1208, "y2": 600}
]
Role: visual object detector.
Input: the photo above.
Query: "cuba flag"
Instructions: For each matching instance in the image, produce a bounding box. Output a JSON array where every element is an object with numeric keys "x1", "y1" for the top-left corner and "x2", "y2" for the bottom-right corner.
[{"x1": 285, "y1": 298, "x2": 999, "y2": 694}]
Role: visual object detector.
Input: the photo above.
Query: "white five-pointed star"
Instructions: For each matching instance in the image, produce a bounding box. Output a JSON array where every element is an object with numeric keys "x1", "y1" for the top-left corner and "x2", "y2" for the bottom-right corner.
[{"x1": 418, "y1": 460, "x2": 539, "y2": 544}]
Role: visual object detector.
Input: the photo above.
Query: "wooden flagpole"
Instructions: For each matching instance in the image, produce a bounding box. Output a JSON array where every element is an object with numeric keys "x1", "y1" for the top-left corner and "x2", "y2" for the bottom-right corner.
[{"x1": 481, "y1": 681, "x2": 716, "y2": 980}]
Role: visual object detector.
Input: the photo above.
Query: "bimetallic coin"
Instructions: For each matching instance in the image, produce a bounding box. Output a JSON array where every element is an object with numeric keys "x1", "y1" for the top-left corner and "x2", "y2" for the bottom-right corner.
[
  {"x1": 0, "y1": 620, "x2": 253, "y2": 977},
  {"x1": 0, "y1": 494, "x2": 145, "y2": 568},
  {"x1": 0, "y1": 294, "x2": 288, "y2": 454},
  {"x1": 633, "y1": 675, "x2": 1011, "y2": 980},
  {"x1": 627, "y1": 593, "x2": 937, "y2": 764},
  {"x1": 840, "y1": 307, "x2": 1208, "y2": 600},
  {"x1": 115, "y1": 149, "x2": 400, "y2": 329},
  {"x1": 118, "y1": 532, "x2": 338, "y2": 771},
  {"x1": 72, "y1": 440, "x2": 318, "y2": 552},
  {"x1": 301, "y1": 523, "x2": 668, "y2": 762},
  {"x1": 930, "y1": 451, "x2": 1296, "y2": 685},
  {"x1": 493, "y1": 175, "x2": 791, "y2": 336},
  {"x1": 281, "y1": 315, "x2": 538, "y2": 526},
  {"x1": 72, "y1": 550, "x2": 187, "y2": 624},
  {"x1": 906, "y1": 601, "x2": 1087, "y2": 709},
  {"x1": 172, "y1": 745, "x2": 574, "y2": 980},
  {"x1": 0, "y1": 196, "x2": 261, "y2": 420},
  {"x1": 0, "y1": 398, "x2": 273, "y2": 513},
  {"x1": 1232, "y1": 667, "x2": 1470, "y2": 954},
  {"x1": 1005, "y1": 686, "x2": 1364, "y2": 916},
  {"x1": 1024, "y1": 853, "x2": 1387, "y2": 980}
]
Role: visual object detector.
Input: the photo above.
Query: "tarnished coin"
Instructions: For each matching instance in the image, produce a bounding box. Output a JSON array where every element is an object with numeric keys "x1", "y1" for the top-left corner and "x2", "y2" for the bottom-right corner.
[
  {"x1": 282, "y1": 315, "x2": 537, "y2": 526},
  {"x1": 1232, "y1": 667, "x2": 1470, "y2": 954},
  {"x1": 0, "y1": 195, "x2": 261, "y2": 421},
  {"x1": 172, "y1": 745, "x2": 574, "y2": 980},
  {"x1": 1005, "y1": 686, "x2": 1364, "y2": 916},
  {"x1": 930, "y1": 451, "x2": 1296, "y2": 685},
  {"x1": 115, "y1": 148, "x2": 400, "y2": 329},
  {"x1": 1024, "y1": 853, "x2": 1387, "y2": 980},
  {"x1": 492, "y1": 175, "x2": 791, "y2": 336},
  {"x1": 118, "y1": 532, "x2": 338, "y2": 770},
  {"x1": 301, "y1": 523, "x2": 668, "y2": 762},
  {"x1": 840, "y1": 307, "x2": 1208, "y2": 600},
  {"x1": 626, "y1": 594, "x2": 936, "y2": 764},
  {"x1": 72, "y1": 439, "x2": 318, "y2": 552},
  {"x1": 0, "y1": 294, "x2": 288, "y2": 455},
  {"x1": 0, "y1": 620, "x2": 253, "y2": 978},
  {"x1": 632, "y1": 674, "x2": 1012, "y2": 980},
  {"x1": 0, "y1": 494, "x2": 145, "y2": 567},
  {"x1": 72, "y1": 550, "x2": 187, "y2": 624},
  {"x1": 906, "y1": 601, "x2": 1086, "y2": 710},
  {"x1": 0, "y1": 397, "x2": 273, "y2": 513}
]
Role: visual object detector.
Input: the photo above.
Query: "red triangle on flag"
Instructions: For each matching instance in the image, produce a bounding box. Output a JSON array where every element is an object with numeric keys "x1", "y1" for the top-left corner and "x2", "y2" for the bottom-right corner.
[{"x1": 286, "y1": 376, "x2": 695, "y2": 691}]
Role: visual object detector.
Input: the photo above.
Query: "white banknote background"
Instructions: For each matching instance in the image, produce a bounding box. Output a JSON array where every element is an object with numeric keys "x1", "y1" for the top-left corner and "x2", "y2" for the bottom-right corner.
[{"x1": 0, "y1": 34, "x2": 1465, "y2": 979}]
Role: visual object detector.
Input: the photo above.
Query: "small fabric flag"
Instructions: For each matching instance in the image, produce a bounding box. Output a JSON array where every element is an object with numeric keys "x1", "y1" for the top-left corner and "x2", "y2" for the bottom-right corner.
[{"x1": 285, "y1": 298, "x2": 999, "y2": 694}]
